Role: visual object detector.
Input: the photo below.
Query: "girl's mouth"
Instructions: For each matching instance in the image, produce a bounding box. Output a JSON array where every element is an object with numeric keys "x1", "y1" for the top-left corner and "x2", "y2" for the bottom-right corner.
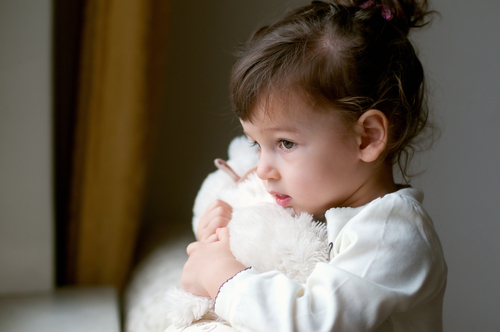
[{"x1": 270, "y1": 192, "x2": 291, "y2": 207}]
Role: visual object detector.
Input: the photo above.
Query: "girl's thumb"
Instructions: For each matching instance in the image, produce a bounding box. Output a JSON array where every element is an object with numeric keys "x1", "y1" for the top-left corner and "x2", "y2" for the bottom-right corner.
[{"x1": 216, "y1": 227, "x2": 230, "y2": 242}]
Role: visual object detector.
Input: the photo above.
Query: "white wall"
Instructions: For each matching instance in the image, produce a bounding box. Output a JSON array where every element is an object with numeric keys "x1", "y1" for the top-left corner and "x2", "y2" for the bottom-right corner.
[
  {"x1": 0, "y1": 1, "x2": 53, "y2": 294},
  {"x1": 145, "y1": 0, "x2": 500, "y2": 330},
  {"x1": 411, "y1": 1, "x2": 500, "y2": 330}
]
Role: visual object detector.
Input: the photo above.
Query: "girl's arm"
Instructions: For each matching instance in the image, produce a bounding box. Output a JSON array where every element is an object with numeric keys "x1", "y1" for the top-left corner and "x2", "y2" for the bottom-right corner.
[
  {"x1": 181, "y1": 227, "x2": 246, "y2": 299},
  {"x1": 184, "y1": 197, "x2": 244, "y2": 299},
  {"x1": 212, "y1": 195, "x2": 447, "y2": 331}
]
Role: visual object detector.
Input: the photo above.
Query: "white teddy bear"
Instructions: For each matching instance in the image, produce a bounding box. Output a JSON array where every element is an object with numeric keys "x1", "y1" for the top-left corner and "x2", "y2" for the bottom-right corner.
[{"x1": 164, "y1": 136, "x2": 330, "y2": 328}]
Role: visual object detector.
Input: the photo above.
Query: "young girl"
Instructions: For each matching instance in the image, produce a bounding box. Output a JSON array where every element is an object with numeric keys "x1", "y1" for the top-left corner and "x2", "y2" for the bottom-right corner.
[{"x1": 180, "y1": 0, "x2": 447, "y2": 331}]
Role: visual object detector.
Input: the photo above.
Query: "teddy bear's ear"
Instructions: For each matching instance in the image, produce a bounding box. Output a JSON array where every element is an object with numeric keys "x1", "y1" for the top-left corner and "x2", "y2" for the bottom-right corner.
[{"x1": 215, "y1": 158, "x2": 241, "y2": 182}]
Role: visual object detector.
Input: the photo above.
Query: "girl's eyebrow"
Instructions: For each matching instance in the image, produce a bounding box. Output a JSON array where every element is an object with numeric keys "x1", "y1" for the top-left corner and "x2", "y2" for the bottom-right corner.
[
  {"x1": 242, "y1": 125, "x2": 299, "y2": 136},
  {"x1": 264, "y1": 126, "x2": 299, "y2": 133}
]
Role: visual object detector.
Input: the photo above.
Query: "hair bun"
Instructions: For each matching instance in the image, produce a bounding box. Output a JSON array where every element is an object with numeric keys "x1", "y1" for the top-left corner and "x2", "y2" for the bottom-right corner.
[
  {"x1": 382, "y1": 0, "x2": 433, "y2": 35},
  {"x1": 349, "y1": 0, "x2": 433, "y2": 35}
]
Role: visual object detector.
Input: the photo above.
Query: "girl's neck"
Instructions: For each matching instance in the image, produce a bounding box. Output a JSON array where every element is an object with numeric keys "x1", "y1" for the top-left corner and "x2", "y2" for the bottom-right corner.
[
  {"x1": 345, "y1": 163, "x2": 398, "y2": 208},
  {"x1": 370, "y1": 165, "x2": 399, "y2": 199},
  {"x1": 367, "y1": 164, "x2": 398, "y2": 201}
]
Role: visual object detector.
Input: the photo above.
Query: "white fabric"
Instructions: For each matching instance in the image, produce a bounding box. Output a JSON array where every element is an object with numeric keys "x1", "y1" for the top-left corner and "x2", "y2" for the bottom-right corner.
[
  {"x1": 164, "y1": 319, "x2": 236, "y2": 332},
  {"x1": 214, "y1": 188, "x2": 447, "y2": 332}
]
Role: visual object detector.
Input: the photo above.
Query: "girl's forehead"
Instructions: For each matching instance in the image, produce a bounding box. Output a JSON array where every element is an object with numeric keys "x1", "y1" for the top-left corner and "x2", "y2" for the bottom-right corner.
[
  {"x1": 246, "y1": 97, "x2": 305, "y2": 125},
  {"x1": 251, "y1": 90, "x2": 342, "y2": 122},
  {"x1": 250, "y1": 90, "x2": 314, "y2": 119},
  {"x1": 241, "y1": 92, "x2": 359, "y2": 143},
  {"x1": 241, "y1": 97, "x2": 347, "y2": 136},
  {"x1": 241, "y1": 110, "x2": 299, "y2": 133}
]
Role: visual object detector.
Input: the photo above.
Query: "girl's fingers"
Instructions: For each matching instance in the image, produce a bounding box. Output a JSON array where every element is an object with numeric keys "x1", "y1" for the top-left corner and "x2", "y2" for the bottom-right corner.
[
  {"x1": 186, "y1": 241, "x2": 199, "y2": 255},
  {"x1": 199, "y1": 215, "x2": 231, "y2": 241},
  {"x1": 205, "y1": 233, "x2": 218, "y2": 243},
  {"x1": 197, "y1": 200, "x2": 233, "y2": 241},
  {"x1": 198, "y1": 200, "x2": 232, "y2": 229},
  {"x1": 216, "y1": 227, "x2": 230, "y2": 242},
  {"x1": 186, "y1": 231, "x2": 223, "y2": 256},
  {"x1": 205, "y1": 205, "x2": 232, "y2": 225}
]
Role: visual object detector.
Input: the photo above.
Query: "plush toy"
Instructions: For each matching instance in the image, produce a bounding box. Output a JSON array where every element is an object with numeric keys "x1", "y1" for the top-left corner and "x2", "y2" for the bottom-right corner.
[{"x1": 164, "y1": 136, "x2": 330, "y2": 328}]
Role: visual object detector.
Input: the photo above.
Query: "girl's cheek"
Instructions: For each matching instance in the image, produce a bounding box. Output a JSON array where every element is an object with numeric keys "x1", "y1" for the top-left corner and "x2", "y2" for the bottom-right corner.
[{"x1": 293, "y1": 172, "x2": 312, "y2": 192}]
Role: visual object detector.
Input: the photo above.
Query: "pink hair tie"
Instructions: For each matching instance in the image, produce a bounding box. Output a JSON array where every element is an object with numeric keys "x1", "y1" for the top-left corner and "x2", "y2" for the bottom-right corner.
[{"x1": 360, "y1": 1, "x2": 393, "y2": 21}]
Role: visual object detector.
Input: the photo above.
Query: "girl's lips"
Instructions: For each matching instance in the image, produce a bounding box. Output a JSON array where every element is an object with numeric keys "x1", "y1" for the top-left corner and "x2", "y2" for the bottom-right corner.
[{"x1": 269, "y1": 191, "x2": 291, "y2": 207}]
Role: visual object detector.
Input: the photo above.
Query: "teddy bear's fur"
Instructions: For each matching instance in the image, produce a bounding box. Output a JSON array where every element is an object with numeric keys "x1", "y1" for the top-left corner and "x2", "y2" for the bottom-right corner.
[{"x1": 164, "y1": 136, "x2": 330, "y2": 328}]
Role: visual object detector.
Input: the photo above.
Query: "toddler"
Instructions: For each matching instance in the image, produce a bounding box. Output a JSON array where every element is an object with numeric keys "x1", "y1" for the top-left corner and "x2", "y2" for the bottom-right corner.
[{"x1": 180, "y1": 0, "x2": 447, "y2": 331}]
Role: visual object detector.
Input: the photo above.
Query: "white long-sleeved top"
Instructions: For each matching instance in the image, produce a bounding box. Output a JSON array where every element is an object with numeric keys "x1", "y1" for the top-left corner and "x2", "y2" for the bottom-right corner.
[{"x1": 214, "y1": 188, "x2": 447, "y2": 332}]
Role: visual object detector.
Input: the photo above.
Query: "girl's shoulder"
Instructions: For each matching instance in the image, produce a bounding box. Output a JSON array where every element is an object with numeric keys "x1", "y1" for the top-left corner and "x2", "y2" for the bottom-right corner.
[
  {"x1": 325, "y1": 186, "x2": 440, "y2": 248},
  {"x1": 375, "y1": 186, "x2": 431, "y2": 224},
  {"x1": 326, "y1": 186, "x2": 446, "y2": 272},
  {"x1": 387, "y1": 186, "x2": 424, "y2": 205},
  {"x1": 325, "y1": 187, "x2": 426, "y2": 223}
]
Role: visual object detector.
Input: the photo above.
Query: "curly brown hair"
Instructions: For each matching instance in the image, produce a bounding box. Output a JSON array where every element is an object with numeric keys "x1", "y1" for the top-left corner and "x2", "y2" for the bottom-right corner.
[{"x1": 230, "y1": 0, "x2": 436, "y2": 180}]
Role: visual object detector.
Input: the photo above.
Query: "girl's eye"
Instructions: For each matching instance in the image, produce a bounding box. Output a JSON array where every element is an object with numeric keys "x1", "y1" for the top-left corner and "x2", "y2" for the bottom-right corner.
[
  {"x1": 280, "y1": 140, "x2": 296, "y2": 150},
  {"x1": 250, "y1": 141, "x2": 261, "y2": 149}
]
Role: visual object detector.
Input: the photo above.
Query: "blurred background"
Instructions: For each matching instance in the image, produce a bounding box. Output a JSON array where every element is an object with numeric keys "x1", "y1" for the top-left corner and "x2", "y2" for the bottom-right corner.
[{"x1": 1, "y1": 0, "x2": 499, "y2": 330}]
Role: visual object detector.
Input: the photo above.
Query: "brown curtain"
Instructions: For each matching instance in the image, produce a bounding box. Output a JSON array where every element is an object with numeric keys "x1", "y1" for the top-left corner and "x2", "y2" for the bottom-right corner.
[{"x1": 65, "y1": 0, "x2": 170, "y2": 290}]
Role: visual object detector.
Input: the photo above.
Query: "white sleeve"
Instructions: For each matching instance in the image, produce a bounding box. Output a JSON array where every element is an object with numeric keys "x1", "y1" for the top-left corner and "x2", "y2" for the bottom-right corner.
[{"x1": 214, "y1": 196, "x2": 447, "y2": 332}]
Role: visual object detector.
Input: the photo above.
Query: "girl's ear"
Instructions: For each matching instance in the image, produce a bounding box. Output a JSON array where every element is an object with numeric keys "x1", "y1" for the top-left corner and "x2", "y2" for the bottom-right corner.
[{"x1": 354, "y1": 109, "x2": 389, "y2": 163}]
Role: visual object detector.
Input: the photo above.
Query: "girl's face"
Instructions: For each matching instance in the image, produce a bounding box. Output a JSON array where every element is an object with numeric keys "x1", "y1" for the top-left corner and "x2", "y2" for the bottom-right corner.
[{"x1": 241, "y1": 94, "x2": 370, "y2": 215}]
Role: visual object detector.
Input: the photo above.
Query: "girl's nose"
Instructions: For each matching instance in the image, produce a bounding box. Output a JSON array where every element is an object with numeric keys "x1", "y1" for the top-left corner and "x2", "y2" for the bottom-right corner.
[{"x1": 256, "y1": 153, "x2": 280, "y2": 180}]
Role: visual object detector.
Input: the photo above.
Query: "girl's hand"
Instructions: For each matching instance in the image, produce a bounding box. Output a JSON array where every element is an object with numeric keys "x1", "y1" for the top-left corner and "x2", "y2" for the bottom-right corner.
[
  {"x1": 181, "y1": 227, "x2": 246, "y2": 299},
  {"x1": 197, "y1": 200, "x2": 233, "y2": 242},
  {"x1": 196, "y1": 167, "x2": 257, "y2": 241}
]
